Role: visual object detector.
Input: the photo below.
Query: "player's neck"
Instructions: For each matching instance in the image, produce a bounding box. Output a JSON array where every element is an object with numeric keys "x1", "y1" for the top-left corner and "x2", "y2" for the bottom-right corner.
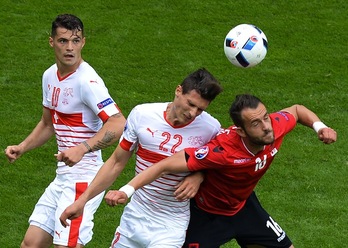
[
  {"x1": 165, "y1": 103, "x2": 184, "y2": 127},
  {"x1": 241, "y1": 137, "x2": 265, "y2": 155},
  {"x1": 57, "y1": 59, "x2": 84, "y2": 78}
]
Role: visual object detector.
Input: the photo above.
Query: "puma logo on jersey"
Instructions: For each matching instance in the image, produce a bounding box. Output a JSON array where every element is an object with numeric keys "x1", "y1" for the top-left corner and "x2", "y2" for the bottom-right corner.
[
  {"x1": 146, "y1": 128, "x2": 157, "y2": 137},
  {"x1": 55, "y1": 230, "x2": 63, "y2": 238}
]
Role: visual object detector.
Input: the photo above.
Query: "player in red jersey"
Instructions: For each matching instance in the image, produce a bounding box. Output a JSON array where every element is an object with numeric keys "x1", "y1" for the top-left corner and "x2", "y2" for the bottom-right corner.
[
  {"x1": 106, "y1": 94, "x2": 337, "y2": 248},
  {"x1": 4, "y1": 14, "x2": 126, "y2": 248}
]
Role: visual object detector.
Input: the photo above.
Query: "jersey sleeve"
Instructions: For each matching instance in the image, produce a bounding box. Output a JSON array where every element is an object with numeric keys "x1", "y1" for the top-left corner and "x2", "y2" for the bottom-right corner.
[
  {"x1": 271, "y1": 111, "x2": 297, "y2": 137},
  {"x1": 80, "y1": 76, "x2": 121, "y2": 122},
  {"x1": 42, "y1": 66, "x2": 52, "y2": 108},
  {"x1": 185, "y1": 139, "x2": 226, "y2": 172},
  {"x1": 119, "y1": 106, "x2": 140, "y2": 152},
  {"x1": 42, "y1": 77, "x2": 49, "y2": 107}
]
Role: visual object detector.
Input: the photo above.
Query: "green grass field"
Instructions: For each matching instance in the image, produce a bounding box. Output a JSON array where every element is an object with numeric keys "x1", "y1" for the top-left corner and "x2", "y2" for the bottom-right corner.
[{"x1": 1, "y1": 0, "x2": 347, "y2": 247}]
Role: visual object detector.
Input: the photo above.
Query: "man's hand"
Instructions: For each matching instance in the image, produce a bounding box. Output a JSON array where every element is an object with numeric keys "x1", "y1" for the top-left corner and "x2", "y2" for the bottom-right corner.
[
  {"x1": 104, "y1": 190, "x2": 128, "y2": 206},
  {"x1": 174, "y1": 172, "x2": 204, "y2": 201},
  {"x1": 59, "y1": 199, "x2": 86, "y2": 228},
  {"x1": 55, "y1": 144, "x2": 86, "y2": 167},
  {"x1": 318, "y1": 127, "x2": 337, "y2": 144},
  {"x1": 4, "y1": 145, "x2": 23, "y2": 163}
]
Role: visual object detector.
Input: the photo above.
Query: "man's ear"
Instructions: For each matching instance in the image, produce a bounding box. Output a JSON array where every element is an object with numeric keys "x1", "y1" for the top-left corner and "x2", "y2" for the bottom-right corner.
[
  {"x1": 235, "y1": 127, "x2": 246, "y2": 138},
  {"x1": 81, "y1": 37, "x2": 86, "y2": 48},
  {"x1": 175, "y1": 85, "x2": 182, "y2": 97},
  {"x1": 49, "y1": 37, "x2": 54, "y2": 47}
]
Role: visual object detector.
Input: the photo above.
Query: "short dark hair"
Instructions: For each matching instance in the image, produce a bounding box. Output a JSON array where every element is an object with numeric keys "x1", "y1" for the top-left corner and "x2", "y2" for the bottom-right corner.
[
  {"x1": 229, "y1": 94, "x2": 263, "y2": 128},
  {"x1": 51, "y1": 14, "x2": 84, "y2": 37},
  {"x1": 180, "y1": 68, "x2": 223, "y2": 102}
]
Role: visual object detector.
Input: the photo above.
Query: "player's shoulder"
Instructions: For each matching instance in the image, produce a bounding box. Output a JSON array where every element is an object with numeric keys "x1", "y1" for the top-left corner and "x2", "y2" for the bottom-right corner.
[
  {"x1": 270, "y1": 111, "x2": 296, "y2": 125},
  {"x1": 77, "y1": 62, "x2": 99, "y2": 77},
  {"x1": 217, "y1": 126, "x2": 235, "y2": 135},
  {"x1": 198, "y1": 111, "x2": 220, "y2": 126},
  {"x1": 127, "y1": 102, "x2": 167, "y2": 125},
  {"x1": 78, "y1": 61, "x2": 95, "y2": 71},
  {"x1": 270, "y1": 111, "x2": 297, "y2": 137},
  {"x1": 43, "y1": 63, "x2": 57, "y2": 76},
  {"x1": 75, "y1": 62, "x2": 107, "y2": 87},
  {"x1": 215, "y1": 126, "x2": 240, "y2": 143},
  {"x1": 200, "y1": 111, "x2": 218, "y2": 119},
  {"x1": 133, "y1": 102, "x2": 168, "y2": 112}
]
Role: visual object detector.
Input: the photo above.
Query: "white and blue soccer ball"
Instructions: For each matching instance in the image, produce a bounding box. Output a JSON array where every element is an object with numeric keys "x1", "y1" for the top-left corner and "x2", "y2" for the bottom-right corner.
[{"x1": 224, "y1": 24, "x2": 268, "y2": 68}]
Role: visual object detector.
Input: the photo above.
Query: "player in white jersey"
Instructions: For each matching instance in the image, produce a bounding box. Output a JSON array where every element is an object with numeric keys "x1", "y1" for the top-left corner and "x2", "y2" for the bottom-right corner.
[
  {"x1": 59, "y1": 68, "x2": 223, "y2": 247},
  {"x1": 4, "y1": 14, "x2": 126, "y2": 248}
]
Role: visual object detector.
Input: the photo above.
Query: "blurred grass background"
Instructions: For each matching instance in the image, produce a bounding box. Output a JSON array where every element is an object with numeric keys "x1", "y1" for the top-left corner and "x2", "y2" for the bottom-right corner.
[{"x1": 0, "y1": 0, "x2": 347, "y2": 247}]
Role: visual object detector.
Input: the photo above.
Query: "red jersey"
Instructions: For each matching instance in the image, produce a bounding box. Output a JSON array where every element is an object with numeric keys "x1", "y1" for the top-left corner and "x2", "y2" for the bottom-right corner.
[{"x1": 185, "y1": 111, "x2": 296, "y2": 216}]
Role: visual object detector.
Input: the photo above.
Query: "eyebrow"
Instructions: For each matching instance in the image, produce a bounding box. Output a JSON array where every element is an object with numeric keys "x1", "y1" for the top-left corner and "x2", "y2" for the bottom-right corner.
[
  {"x1": 249, "y1": 112, "x2": 269, "y2": 123},
  {"x1": 57, "y1": 36, "x2": 82, "y2": 41}
]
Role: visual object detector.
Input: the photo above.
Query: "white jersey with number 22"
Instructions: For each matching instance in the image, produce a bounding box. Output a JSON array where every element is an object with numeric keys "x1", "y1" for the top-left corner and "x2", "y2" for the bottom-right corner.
[{"x1": 119, "y1": 102, "x2": 220, "y2": 229}]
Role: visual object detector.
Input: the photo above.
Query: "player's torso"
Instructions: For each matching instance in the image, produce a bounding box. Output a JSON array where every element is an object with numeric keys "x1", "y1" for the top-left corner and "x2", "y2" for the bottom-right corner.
[
  {"x1": 43, "y1": 64, "x2": 98, "y2": 119},
  {"x1": 195, "y1": 123, "x2": 288, "y2": 215},
  {"x1": 42, "y1": 63, "x2": 107, "y2": 172},
  {"x1": 127, "y1": 102, "x2": 220, "y2": 228},
  {"x1": 202, "y1": 128, "x2": 281, "y2": 191}
]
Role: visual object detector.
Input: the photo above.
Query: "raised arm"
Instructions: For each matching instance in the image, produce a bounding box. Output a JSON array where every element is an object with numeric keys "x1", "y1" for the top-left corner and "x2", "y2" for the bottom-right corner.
[{"x1": 281, "y1": 104, "x2": 337, "y2": 144}]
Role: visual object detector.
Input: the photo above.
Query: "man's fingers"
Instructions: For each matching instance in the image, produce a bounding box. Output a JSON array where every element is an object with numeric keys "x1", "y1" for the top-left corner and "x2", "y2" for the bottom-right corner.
[
  {"x1": 104, "y1": 191, "x2": 128, "y2": 206},
  {"x1": 104, "y1": 194, "x2": 117, "y2": 206},
  {"x1": 59, "y1": 215, "x2": 70, "y2": 228},
  {"x1": 319, "y1": 129, "x2": 337, "y2": 144},
  {"x1": 60, "y1": 219, "x2": 69, "y2": 228}
]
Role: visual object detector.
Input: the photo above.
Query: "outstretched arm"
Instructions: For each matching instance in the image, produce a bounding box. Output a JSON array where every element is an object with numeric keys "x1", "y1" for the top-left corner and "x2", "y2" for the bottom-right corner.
[
  {"x1": 59, "y1": 145, "x2": 132, "y2": 227},
  {"x1": 282, "y1": 104, "x2": 337, "y2": 144},
  {"x1": 104, "y1": 150, "x2": 189, "y2": 206}
]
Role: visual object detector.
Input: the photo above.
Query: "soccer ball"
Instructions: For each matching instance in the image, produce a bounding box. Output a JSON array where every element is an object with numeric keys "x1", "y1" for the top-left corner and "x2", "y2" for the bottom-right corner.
[{"x1": 224, "y1": 24, "x2": 268, "y2": 68}]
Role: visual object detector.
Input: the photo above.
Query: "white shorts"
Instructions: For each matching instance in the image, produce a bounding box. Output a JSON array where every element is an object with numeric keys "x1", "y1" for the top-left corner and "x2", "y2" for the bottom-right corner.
[
  {"x1": 28, "y1": 173, "x2": 104, "y2": 247},
  {"x1": 110, "y1": 203, "x2": 186, "y2": 248}
]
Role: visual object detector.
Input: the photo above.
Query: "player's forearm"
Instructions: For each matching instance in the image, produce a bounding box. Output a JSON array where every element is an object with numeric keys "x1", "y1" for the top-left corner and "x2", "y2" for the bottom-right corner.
[
  {"x1": 80, "y1": 158, "x2": 122, "y2": 201},
  {"x1": 283, "y1": 104, "x2": 322, "y2": 128},
  {"x1": 19, "y1": 118, "x2": 55, "y2": 153},
  {"x1": 129, "y1": 150, "x2": 189, "y2": 190},
  {"x1": 81, "y1": 148, "x2": 128, "y2": 201},
  {"x1": 294, "y1": 104, "x2": 324, "y2": 128},
  {"x1": 128, "y1": 163, "x2": 164, "y2": 190}
]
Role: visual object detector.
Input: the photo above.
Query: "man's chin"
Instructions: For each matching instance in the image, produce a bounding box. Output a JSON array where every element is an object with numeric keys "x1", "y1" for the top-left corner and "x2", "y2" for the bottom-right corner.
[{"x1": 263, "y1": 137, "x2": 275, "y2": 145}]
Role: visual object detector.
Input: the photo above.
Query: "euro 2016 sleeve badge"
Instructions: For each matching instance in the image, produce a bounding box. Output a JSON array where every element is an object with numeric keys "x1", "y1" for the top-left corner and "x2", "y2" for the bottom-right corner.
[{"x1": 194, "y1": 146, "x2": 209, "y2": 160}]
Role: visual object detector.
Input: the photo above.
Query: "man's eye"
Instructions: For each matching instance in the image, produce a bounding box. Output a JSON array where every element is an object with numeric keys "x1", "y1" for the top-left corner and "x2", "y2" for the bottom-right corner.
[{"x1": 252, "y1": 122, "x2": 259, "y2": 127}]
